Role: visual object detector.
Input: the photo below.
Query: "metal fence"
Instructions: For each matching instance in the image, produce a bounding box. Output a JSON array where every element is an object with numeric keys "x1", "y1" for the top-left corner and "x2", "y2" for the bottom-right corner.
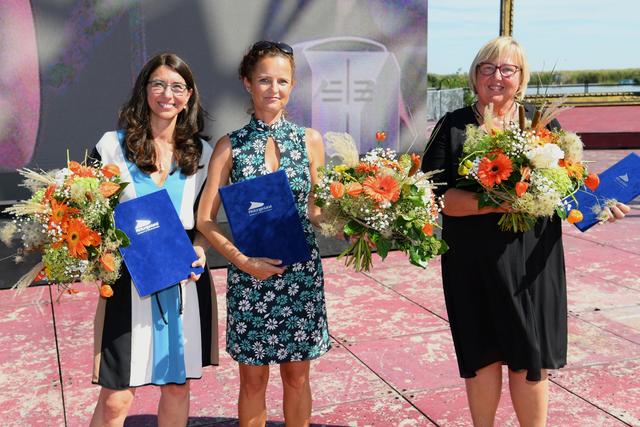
[{"x1": 427, "y1": 88, "x2": 464, "y2": 121}]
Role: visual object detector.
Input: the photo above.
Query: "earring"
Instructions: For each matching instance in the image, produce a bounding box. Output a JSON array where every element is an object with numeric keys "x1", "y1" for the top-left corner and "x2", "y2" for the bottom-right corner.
[{"x1": 246, "y1": 87, "x2": 252, "y2": 94}]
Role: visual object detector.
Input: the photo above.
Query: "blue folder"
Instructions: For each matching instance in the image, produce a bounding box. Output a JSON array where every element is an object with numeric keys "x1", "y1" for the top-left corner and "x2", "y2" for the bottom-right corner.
[
  {"x1": 114, "y1": 189, "x2": 204, "y2": 297},
  {"x1": 219, "y1": 170, "x2": 312, "y2": 266},
  {"x1": 571, "y1": 153, "x2": 640, "y2": 232}
]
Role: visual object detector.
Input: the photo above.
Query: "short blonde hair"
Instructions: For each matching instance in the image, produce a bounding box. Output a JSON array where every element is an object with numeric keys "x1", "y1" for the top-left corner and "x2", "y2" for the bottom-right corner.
[{"x1": 468, "y1": 36, "x2": 530, "y2": 101}]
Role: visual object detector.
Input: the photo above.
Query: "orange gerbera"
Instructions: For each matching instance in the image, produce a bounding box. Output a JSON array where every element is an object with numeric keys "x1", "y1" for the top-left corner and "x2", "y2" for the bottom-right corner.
[
  {"x1": 356, "y1": 162, "x2": 379, "y2": 174},
  {"x1": 477, "y1": 152, "x2": 513, "y2": 187},
  {"x1": 559, "y1": 159, "x2": 584, "y2": 179},
  {"x1": 363, "y1": 174, "x2": 401, "y2": 203},
  {"x1": 68, "y1": 161, "x2": 95, "y2": 177},
  {"x1": 49, "y1": 199, "x2": 78, "y2": 224},
  {"x1": 63, "y1": 218, "x2": 101, "y2": 259}
]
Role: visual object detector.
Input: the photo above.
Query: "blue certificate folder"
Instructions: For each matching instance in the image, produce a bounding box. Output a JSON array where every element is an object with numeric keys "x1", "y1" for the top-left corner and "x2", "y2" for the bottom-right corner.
[
  {"x1": 114, "y1": 189, "x2": 204, "y2": 297},
  {"x1": 571, "y1": 152, "x2": 640, "y2": 232},
  {"x1": 219, "y1": 170, "x2": 311, "y2": 266}
]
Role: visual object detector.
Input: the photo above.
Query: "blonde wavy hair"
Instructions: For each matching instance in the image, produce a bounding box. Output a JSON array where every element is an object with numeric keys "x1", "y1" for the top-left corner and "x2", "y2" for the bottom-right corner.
[{"x1": 468, "y1": 36, "x2": 530, "y2": 101}]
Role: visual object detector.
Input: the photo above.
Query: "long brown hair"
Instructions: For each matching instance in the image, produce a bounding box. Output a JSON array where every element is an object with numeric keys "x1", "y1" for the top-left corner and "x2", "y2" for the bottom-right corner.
[{"x1": 118, "y1": 52, "x2": 209, "y2": 175}]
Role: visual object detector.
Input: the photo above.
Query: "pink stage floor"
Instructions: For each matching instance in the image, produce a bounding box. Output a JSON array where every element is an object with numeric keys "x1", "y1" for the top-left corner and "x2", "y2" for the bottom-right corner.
[{"x1": 1, "y1": 149, "x2": 639, "y2": 426}]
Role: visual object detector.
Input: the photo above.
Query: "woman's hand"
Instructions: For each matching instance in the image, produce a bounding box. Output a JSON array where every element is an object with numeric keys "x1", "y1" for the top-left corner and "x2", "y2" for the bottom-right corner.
[
  {"x1": 181, "y1": 245, "x2": 206, "y2": 285},
  {"x1": 239, "y1": 257, "x2": 285, "y2": 281},
  {"x1": 602, "y1": 202, "x2": 631, "y2": 223}
]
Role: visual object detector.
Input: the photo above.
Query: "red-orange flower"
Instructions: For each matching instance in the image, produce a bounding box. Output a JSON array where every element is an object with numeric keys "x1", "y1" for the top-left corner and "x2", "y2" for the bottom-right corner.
[
  {"x1": 100, "y1": 284, "x2": 114, "y2": 298},
  {"x1": 68, "y1": 161, "x2": 95, "y2": 177},
  {"x1": 363, "y1": 174, "x2": 401, "y2": 203},
  {"x1": 515, "y1": 181, "x2": 529, "y2": 197},
  {"x1": 422, "y1": 223, "x2": 433, "y2": 236},
  {"x1": 99, "y1": 181, "x2": 121, "y2": 198},
  {"x1": 330, "y1": 181, "x2": 345, "y2": 199},
  {"x1": 477, "y1": 152, "x2": 513, "y2": 187},
  {"x1": 63, "y1": 218, "x2": 101, "y2": 259},
  {"x1": 101, "y1": 164, "x2": 120, "y2": 179},
  {"x1": 408, "y1": 153, "x2": 421, "y2": 177},
  {"x1": 100, "y1": 252, "x2": 116, "y2": 272},
  {"x1": 356, "y1": 162, "x2": 379, "y2": 174},
  {"x1": 585, "y1": 172, "x2": 600, "y2": 191},
  {"x1": 49, "y1": 199, "x2": 78, "y2": 225},
  {"x1": 345, "y1": 182, "x2": 363, "y2": 197}
]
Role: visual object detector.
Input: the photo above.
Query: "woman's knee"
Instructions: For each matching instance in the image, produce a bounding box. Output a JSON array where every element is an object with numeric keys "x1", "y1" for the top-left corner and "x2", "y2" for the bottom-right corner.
[
  {"x1": 160, "y1": 383, "x2": 190, "y2": 400},
  {"x1": 239, "y1": 367, "x2": 269, "y2": 396},
  {"x1": 280, "y1": 363, "x2": 310, "y2": 390},
  {"x1": 100, "y1": 389, "x2": 134, "y2": 419}
]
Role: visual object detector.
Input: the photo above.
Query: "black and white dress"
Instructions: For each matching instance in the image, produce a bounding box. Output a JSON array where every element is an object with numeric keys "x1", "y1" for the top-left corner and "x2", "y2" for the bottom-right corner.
[{"x1": 91, "y1": 131, "x2": 218, "y2": 390}]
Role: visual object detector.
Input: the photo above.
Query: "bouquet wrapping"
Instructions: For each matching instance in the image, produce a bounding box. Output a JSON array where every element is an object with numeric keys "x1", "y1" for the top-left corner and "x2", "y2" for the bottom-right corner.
[
  {"x1": 315, "y1": 132, "x2": 448, "y2": 272},
  {"x1": 1, "y1": 159, "x2": 129, "y2": 297},
  {"x1": 457, "y1": 102, "x2": 599, "y2": 232}
]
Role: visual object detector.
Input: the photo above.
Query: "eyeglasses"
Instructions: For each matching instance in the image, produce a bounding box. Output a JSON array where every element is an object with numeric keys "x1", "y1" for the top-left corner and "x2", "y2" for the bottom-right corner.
[
  {"x1": 477, "y1": 63, "x2": 520, "y2": 77},
  {"x1": 147, "y1": 79, "x2": 189, "y2": 96},
  {"x1": 251, "y1": 40, "x2": 294, "y2": 56}
]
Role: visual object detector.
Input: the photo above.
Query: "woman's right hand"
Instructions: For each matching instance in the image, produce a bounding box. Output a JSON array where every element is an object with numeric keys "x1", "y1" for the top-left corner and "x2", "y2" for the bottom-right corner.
[{"x1": 238, "y1": 257, "x2": 285, "y2": 281}]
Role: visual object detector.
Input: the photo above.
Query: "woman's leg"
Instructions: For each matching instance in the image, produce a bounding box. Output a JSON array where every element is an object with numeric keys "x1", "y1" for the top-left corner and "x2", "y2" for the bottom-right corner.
[
  {"x1": 158, "y1": 381, "x2": 190, "y2": 427},
  {"x1": 464, "y1": 362, "x2": 502, "y2": 427},
  {"x1": 89, "y1": 387, "x2": 136, "y2": 427},
  {"x1": 508, "y1": 369, "x2": 548, "y2": 427},
  {"x1": 238, "y1": 363, "x2": 270, "y2": 427},
  {"x1": 279, "y1": 360, "x2": 311, "y2": 427}
]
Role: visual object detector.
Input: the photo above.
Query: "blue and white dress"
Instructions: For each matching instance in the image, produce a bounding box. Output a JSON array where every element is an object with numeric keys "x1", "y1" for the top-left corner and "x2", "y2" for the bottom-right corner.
[
  {"x1": 91, "y1": 131, "x2": 218, "y2": 390},
  {"x1": 225, "y1": 116, "x2": 331, "y2": 365}
]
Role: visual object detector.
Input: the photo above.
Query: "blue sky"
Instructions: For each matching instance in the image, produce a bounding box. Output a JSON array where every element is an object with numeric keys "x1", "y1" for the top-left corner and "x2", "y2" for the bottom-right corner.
[{"x1": 428, "y1": 0, "x2": 639, "y2": 74}]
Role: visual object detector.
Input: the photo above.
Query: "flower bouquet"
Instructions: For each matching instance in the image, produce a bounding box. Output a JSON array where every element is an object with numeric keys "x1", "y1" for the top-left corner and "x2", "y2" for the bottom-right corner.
[
  {"x1": 457, "y1": 101, "x2": 599, "y2": 232},
  {"x1": 314, "y1": 132, "x2": 448, "y2": 272},
  {"x1": 1, "y1": 158, "x2": 129, "y2": 297}
]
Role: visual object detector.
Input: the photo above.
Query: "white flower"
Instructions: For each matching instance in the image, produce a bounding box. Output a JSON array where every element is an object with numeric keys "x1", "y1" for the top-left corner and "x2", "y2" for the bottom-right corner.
[{"x1": 525, "y1": 144, "x2": 564, "y2": 169}]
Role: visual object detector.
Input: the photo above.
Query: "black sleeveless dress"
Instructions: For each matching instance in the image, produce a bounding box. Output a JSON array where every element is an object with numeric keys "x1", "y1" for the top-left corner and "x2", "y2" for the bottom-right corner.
[{"x1": 421, "y1": 105, "x2": 566, "y2": 381}]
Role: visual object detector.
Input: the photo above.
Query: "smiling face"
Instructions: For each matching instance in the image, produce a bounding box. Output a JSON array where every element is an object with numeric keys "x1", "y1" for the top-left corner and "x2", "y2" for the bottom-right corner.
[
  {"x1": 146, "y1": 65, "x2": 192, "y2": 124},
  {"x1": 474, "y1": 52, "x2": 521, "y2": 110},
  {"x1": 243, "y1": 55, "x2": 294, "y2": 119}
]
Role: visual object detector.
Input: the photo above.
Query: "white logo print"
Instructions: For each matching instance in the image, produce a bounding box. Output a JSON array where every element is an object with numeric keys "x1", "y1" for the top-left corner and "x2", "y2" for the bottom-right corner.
[
  {"x1": 247, "y1": 200, "x2": 273, "y2": 216},
  {"x1": 135, "y1": 218, "x2": 160, "y2": 234},
  {"x1": 616, "y1": 173, "x2": 630, "y2": 187}
]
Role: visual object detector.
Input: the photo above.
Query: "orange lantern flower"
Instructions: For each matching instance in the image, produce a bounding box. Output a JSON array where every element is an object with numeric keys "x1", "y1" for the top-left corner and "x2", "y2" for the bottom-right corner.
[
  {"x1": 515, "y1": 181, "x2": 529, "y2": 197},
  {"x1": 101, "y1": 163, "x2": 120, "y2": 179},
  {"x1": 567, "y1": 209, "x2": 584, "y2": 224},
  {"x1": 100, "y1": 284, "x2": 114, "y2": 298},
  {"x1": 99, "y1": 181, "x2": 121, "y2": 198},
  {"x1": 585, "y1": 172, "x2": 600, "y2": 191},
  {"x1": 345, "y1": 182, "x2": 363, "y2": 197},
  {"x1": 330, "y1": 181, "x2": 345, "y2": 199}
]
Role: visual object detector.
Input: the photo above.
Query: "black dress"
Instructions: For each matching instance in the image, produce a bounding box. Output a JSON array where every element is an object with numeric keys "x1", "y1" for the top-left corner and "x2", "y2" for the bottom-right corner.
[{"x1": 421, "y1": 104, "x2": 567, "y2": 381}]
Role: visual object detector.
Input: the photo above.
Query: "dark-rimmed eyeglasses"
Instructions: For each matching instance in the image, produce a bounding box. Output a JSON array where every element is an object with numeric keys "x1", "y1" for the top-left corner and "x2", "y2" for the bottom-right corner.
[
  {"x1": 147, "y1": 79, "x2": 189, "y2": 96},
  {"x1": 477, "y1": 63, "x2": 520, "y2": 77},
  {"x1": 251, "y1": 40, "x2": 294, "y2": 56}
]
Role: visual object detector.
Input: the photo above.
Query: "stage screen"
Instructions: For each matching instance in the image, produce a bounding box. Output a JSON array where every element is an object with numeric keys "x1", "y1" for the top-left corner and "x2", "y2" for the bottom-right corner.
[{"x1": 0, "y1": 0, "x2": 428, "y2": 203}]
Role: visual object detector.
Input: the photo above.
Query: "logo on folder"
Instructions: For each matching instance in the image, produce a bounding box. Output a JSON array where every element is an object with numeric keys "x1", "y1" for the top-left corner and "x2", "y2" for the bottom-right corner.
[
  {"x1": 248, "y1": 200, "x2": 273, "y2": 216},
  {"x1": 135, "y1": 219, "x2": 160, "y2": 235},
  {"x1": 616, "y1": 173, "x2": 629, "y2": 187}
]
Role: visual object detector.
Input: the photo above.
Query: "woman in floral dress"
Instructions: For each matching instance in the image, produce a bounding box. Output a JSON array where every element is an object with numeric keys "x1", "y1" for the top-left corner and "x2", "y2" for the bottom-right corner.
[{"x1": 197, "y1": 41, "x2": 330, "y2": 426}]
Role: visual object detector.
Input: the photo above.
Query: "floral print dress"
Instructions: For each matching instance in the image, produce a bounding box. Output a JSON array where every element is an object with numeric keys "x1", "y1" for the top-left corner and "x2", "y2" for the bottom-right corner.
[{"x1": 225, "y1": 115, "x2": 331, "y2": 365}]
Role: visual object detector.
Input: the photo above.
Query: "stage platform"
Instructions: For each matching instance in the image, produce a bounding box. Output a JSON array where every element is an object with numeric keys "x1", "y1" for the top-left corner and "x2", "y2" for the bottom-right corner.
[
  {"x1": 557, "y1": 105, "x2": 640, "y2": 149},
  {"x1": 1, "y1": 149, "x2": 639, "y2": 426}
]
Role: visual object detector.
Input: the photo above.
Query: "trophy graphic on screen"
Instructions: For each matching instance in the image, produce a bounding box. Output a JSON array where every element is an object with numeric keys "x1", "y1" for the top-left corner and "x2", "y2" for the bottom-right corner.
[{"x1": 288, "y1": 37, "x2": 401, "y2": 157}]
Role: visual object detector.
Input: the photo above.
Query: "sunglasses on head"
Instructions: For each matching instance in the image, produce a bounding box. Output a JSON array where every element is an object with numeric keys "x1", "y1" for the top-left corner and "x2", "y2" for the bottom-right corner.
[{"x1": 251, "y1": 40, "x2": 294, "y2": 56}]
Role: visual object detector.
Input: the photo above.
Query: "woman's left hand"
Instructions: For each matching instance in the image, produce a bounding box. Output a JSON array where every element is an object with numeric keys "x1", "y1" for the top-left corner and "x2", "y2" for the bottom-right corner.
[
  {"x1": 603, "y1": 202, "x2": 631, "y2": 223},
  {"x1": 181, "y1": 245, "x2": 206, "y2": 285}
]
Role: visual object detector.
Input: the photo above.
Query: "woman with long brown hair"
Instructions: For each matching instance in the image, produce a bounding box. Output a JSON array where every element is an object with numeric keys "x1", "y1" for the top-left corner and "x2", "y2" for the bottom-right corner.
[{"x1": 89, "y1": 52, "x2": 218, "y2": 426}]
